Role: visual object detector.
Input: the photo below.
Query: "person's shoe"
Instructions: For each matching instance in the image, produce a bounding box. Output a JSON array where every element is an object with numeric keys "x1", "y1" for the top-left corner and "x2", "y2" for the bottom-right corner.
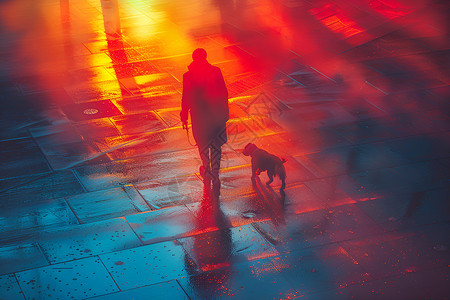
[
  {"x1": 212, "y1": 178, "x2": 221, "y2": 199},
  {"x1": 200, "y1": 166, "x2": 211, "y2": 189}
]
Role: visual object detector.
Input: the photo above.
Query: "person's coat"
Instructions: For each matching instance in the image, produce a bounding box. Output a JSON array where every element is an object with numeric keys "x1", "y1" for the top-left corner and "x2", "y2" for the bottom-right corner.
[{"x1": 181, "y1": 60, "x2": 229, "y2": 148}]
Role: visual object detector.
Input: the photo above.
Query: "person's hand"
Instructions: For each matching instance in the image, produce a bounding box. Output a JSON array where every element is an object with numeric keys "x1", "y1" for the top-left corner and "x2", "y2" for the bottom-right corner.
[{"x1": 182, "y1": 121, "x2": 188, "y2": 130}]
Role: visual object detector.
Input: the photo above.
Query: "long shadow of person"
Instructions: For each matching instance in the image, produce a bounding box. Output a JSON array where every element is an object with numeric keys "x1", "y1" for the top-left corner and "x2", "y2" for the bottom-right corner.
[{"x1": 182, "y1": 190, "x2": 234, "y2": 298}]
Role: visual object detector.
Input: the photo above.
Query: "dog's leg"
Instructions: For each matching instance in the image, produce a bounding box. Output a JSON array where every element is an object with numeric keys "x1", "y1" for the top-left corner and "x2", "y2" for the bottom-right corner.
[
  {"x1": 266, "y1": 170, "x2": 274, "y2": 186},
  {"x1": 279, "y1": 165, "x2": 286, "y2": 192},
  {"x1": 251, "y1": 163, "x2": 258, "y2": 179},
  {"x1": 280, "y1": 178, "x2": 286, "y2": 191}
]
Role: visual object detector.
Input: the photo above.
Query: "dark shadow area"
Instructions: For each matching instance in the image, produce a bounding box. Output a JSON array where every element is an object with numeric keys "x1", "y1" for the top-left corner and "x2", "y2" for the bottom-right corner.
[{"x1": 252, "y1": 176, "x2": 286, "y2": 227}]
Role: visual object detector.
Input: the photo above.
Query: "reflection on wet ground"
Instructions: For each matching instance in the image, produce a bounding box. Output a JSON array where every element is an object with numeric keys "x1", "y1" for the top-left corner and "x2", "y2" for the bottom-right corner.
[{"x1": 0, "y1": 0, "x2": 449, "y2": 298}]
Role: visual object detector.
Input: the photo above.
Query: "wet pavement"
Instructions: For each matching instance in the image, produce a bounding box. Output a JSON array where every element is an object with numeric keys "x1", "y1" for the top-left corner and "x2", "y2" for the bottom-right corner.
[{"x1": 0, "y1": 0, "x2": 449, "y2": 299}]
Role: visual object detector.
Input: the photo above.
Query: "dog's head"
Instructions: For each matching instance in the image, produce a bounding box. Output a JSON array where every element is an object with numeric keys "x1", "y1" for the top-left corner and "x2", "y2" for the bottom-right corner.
[{"x1": 243, "y1": 143, "x2": 258, "y2": 156}]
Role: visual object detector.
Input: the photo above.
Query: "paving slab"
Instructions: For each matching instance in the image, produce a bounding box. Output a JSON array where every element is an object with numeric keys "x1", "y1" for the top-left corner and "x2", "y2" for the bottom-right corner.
[
  {"x1": 74, "y1": 148, "x2": 201, "y2": 191},
  {"x1": 0, "y1": 138, "x2": 50, "y2": 180},
  {"x1": 226, "y1": 116, "x2": 285, "y2": 150},
  {"x1": 187, "y1": 194, "x2": 268, "y2": 229},
  {"x1": 124, "y1": 205, "x2": 198, "y2": 245},
  {"x1": 247, "y1": 131, "x2": 302, "y2": 157},
  {"x1": 253, "y1": 210, "x2": 336, "y2": 254},
  {"x1": 38, "y1": 218, "x2": 141, "y2": 264},
  {"x1": 271, "y1": 244, "x2": 372, "y2": 296},
  {"x1": 86, "y1": 280, "x2": 189, "y2": 300},
  {"x1": 61, "y1": 100, "x2": 123, "y2": 122},
  {"x1": 280, "y1": 182, "x2": 327, "y2": 215},
  {"x1": 0, "y1": 274, "x2": 24, "y2": 300},
  {"x1": 288, "y1": 127, "x2": 352, "y2": 153},
  {"x1": 369, "y1": 90, "x2": 448, "y2": 114},
  {"x1": 0, "y1": 170, "x2": 84, "y2": 208},
  {"x1": 348, "y1": 167, "x2": 414, "y2": 196},
  {"x1": 64, "y1": 79, "x2": 132, "y2": 103},
  {"x1": 150, "y1": 54, "x2": 192, "y2": 76},
  {"x1": 102, "y1": 61, "x2": 158, "y2": 79},
  {"x1": 339, "y1": 229, "x2": 446, "y2": 280},
  {"x1": 299, "y1": 146, "x2": 364, "y2": 177},
  {"x1": 218, "y1": 165, "x2": 258, "y2": 200},
  {"x1": 28, "y1": 121, "x2": 79, "y2": 141},
  {"x1": 16, "y1": 256, "x2": 119, "y2": 300},
  {"x1": 178, "y1": 258, "x2": 299, "y2": 299},
  {"x1": 289, "y1": 69, "x2": 335, "y2": 87},
  {"x1": 227, "y1": 72, "x2": 273, "y2": 98},
  {"x1": 299, "y1": 141, "x2": 412, "y2": 179},
  {"x1": 74, "y1": 118, "x2": 120, "y2": 140},
  {"x1": 422, "y1": 108, "x2": 450, "y2": 131},
  {"x1": 0, "y1": 117, "x2": 31, "y2": 140},
  {"x1": 357, "y1": 188, "x2": 450, "y2": 230},
  {"x1": 119, "y1": 73, "x2": 181, "y2": 97},
  {"x1": 153, "y1": 107, "x2": 184, "y2": 128},
  {"x1": 99, "y1": 241, "x2": 195, "y2": 289},
  {"x1": 109, "y1": 112, "x2": 166, "y2": 135},
  {"x1": 0, "y1": 196, "x2": 78, "y2": 243},
  {"x1": 112, "y1": 93, "x2": 181, "y2": 114},
  {"x1": 254, "y1": 202, "x2": 384, "y2": 254},
  {"x1": 390, "y1": 161, "x2": 450, "y2": 190},
  {"x1": 0, "y1": 243, "x2": 49, "y2": 276},
  {"x1": 336, "y1": 97, "x2": 387, "y2": 120},
  {"x1": 392, "y1": 223, "x2": 450, "y2": 271},
  {"x1": 69, "y1": 52, "x2": 113, "y2": 70},
  {"x1": 334, "y1": 118, "x2": 399, "y2": 144},
  {"x1": 273, "y1": 102, "x2": 358, "y2": 130},
  {"x1": 387, "y1": 111, "x2": 444, "y2": 136},
  {"x1": 352, "y1": 142, "x2": 412, "y2": 170},
  {"x1": 106, "y1": 48, "x2": 146, "y2": 64},
  {"x1": 34, "y1": 134, "x2": 106, "y2": 170},
  {"x1": 324, "y1": 204, "x2": 384, "y2": 242},
  {"x1": 428, "y1": 85, "x2": 450, "y2": 101},
  {"x1": 365, "y1": 58, "x2": 409, "y2": 75},
  {"x1": 373, "y1": 36, "x2": 431, "y2": 57},
  {"x1": 135, "y1": 175, "x2": 203, "y2": 209},
  {"x1": 391, "y1": 132, "x2": 450, "y2": 161},
  {"x1": 90, "y1": 129, "x2": 190, "y2": 161},
  {"x1": 301, "y1": 266, "x2": 449, "y2": 300},
  {"x1": 66, "y1": 187, "x2": 149, "y2": 223},
  {"x1": 303, "y1": 176, "x2": 357, "y2": 206},
  {"x1": 178, "y1": 224, "x2": 279, "y2": 270},
  {"x1": 68, "y1": 66, "x2": 116, "y2": 84}
]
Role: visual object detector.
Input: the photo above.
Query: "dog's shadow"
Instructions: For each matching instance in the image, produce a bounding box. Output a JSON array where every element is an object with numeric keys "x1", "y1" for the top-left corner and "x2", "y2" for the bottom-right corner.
[{"x1": 251, "y1": 177, "x2": 286, "y2": 227}]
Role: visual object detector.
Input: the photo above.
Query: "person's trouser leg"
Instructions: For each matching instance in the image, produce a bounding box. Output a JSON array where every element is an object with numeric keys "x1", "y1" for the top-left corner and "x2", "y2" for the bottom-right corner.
[
  {"x1": 210, "y1": 142, "x2": 222, "y2": 197},
  {"x1": 199, "y1": 145, "x2": 211, "y2": 189}
]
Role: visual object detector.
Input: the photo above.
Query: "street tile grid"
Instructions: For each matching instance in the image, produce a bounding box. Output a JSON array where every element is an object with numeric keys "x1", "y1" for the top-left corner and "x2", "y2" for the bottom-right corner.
[{"x1": 1, "y1": 219, "x2": 448, "y2": 299}]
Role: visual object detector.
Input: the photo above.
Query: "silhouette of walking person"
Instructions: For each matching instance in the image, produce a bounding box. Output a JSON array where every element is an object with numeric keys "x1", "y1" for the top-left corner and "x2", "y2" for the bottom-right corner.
[{"x1": 181, "y1": 48, "x2": 229, "y2": 199}]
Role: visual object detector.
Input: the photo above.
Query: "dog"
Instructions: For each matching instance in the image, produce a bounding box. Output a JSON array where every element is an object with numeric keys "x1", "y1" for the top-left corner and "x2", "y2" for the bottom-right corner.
[{"x1": 243, "y1": 143, "x2": 286, "y2": 191}]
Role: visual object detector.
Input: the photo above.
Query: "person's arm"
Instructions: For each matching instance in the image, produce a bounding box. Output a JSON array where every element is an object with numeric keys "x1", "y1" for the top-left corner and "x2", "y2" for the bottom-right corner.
[
  {"x1": 217, "y1": 69, "x2": 229, "y2": 122},
  {"x1": 217, "y1": 69, "x2": 228, "y2": 101},
  {"x1": 180, "y1": 73, "x2": 190, "y2": 129}
]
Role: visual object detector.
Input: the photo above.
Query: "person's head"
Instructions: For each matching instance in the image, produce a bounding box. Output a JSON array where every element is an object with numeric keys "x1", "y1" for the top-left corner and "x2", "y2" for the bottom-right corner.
[{"x1": 192, "y1": 48, "x2": 207, "y2": 62}]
